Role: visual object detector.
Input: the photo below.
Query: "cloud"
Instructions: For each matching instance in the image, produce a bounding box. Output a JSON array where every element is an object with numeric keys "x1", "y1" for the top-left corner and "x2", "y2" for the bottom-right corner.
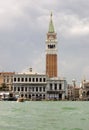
[
  {"x1": 56, "y1": 13, "x2": 89, "y2": 38},
  {"x1": 55, "y1": 0, "x2": 89, "y2": 18},
  {"x1": 68, "y1": 18, "x2": 89, "y2": 36}
]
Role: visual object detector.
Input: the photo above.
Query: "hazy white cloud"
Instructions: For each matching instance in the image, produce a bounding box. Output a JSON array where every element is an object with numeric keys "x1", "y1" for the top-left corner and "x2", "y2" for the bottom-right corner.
[
  {"x1": 69, "y1": 18, "x2": 89, "y2": 36},
  {"x1": 56, "y1": 13, "x2": 89, "y2": 38}
]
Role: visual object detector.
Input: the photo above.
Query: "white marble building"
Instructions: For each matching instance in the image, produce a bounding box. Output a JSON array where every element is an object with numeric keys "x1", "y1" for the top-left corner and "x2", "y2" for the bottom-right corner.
[
  {"x1": 46, "y1": 77, "x2": 67, "y2": 100},
  {"x1": 13, "y1": 69, "x2": 67, "y2": 100},
  {"x1": 13, "y1": 69, "x2": 47, "y2": 100}
]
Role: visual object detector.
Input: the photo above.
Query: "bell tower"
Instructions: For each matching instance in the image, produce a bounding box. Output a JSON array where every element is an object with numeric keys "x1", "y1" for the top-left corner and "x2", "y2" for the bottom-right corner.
[{"x1": 46, "y1": 13, "x2": 58, "y2": 78}]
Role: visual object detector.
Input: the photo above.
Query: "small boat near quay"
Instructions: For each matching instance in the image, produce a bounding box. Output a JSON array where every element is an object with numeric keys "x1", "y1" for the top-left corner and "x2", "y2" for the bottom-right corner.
[
  {"x1": 17, "y1": 97, "x2": 24, "y2": 102},
  {"x1": 0, "y1": 92, "x2": 17, "y2": 101},
  {"x1": 0, "y1": 92, "x2": 24, "y2": 102}
]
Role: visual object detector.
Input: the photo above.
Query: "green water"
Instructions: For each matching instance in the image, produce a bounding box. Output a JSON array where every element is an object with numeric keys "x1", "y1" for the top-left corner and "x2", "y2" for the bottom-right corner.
[{"x1": 0, "y1": 101, "x2": 89, "y2": 130}]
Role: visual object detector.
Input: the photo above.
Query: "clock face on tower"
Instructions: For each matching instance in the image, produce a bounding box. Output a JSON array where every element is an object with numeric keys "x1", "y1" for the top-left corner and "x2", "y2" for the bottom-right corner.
[{"x1": 49, "y1": 36, "x2": 54, "y2": 40}]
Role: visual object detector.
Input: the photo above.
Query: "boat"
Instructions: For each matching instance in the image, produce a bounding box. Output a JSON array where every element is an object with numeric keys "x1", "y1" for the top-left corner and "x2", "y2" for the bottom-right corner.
[
  {"x1": 0, "y1": 92, "x2": 17, "y2": 101},
  {"x1": 17, "y1": 97, "x2": 24, "y2": 102}
]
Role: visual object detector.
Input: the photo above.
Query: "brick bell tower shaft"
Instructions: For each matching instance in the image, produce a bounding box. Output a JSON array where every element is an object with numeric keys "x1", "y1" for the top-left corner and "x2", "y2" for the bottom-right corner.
[{"x1": 46, "y1": 12, "x2": 58, "y2": 78}]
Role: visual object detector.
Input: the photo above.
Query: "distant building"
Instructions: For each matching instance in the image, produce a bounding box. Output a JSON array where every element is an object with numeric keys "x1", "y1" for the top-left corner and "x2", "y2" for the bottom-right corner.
[
  {"x1": 67, "y1": 84, "x2": 80, "y2": 100},
  {"x1": 0, "y1": 74, "x2": 3, "y2": 86},
  {"x1": 67, "y1": 84, "x2": 74, "y2": 100},
  {"x1": 79, "y1": 80, "x2": 89, "y2": 100},
  {"x1": 46, "y1": 77, "x2": 67, "y2": 100},
  {"x1": 0, "y1": 72, "x2": 15, "y2": 91},
  {"x1": 13, "y1": 68, "x2": 47, "y2": 100},
  {"x1": 73, "y1": 87, "x2": 80, "y2": 100}
]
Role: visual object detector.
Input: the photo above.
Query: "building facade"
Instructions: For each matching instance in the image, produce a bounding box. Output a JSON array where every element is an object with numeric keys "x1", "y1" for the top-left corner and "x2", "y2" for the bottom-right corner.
[
  {"x1": 0, "y1": 72, "x2": 15, "y2": 91},
  {"x1": 13, "y1": 69, "x2": 67, "y2": 100},
  {"x1": 46, "y1": 77, "x2": 67, "y2": 100},
  {"x1": 67, "y1": 84, "x2": 80, "y2": 100},
  {"x1": 67, "y1": 84, "x2": 74, "y2": 100},
  {"x1": 13, "y1": 69, "x2": 47, "y2": 100},
  {"x1": 46, "y1": 13, "x2": 57, "y2": 78},
  {"x1": 74, "y1": 87, "x2": 80, "y2": 100},
  {"x1": 79, "y1": 80, "x2": 89, "y2": 100}
]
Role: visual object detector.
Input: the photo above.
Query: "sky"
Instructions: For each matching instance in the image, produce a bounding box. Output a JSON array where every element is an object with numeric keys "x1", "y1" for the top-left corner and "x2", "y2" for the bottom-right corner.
[{"x1": 0, "y1": 0, "x2": 89, "y2": 84}]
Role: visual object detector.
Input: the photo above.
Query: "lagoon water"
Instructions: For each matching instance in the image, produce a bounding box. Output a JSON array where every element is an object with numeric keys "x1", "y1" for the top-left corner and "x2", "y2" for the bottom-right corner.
[{"x1": 0, "y1": 101, "x2": 89, "y2": 130}]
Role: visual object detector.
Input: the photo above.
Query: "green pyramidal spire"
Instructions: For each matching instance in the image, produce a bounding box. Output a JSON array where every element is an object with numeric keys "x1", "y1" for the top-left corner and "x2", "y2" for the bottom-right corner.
[{"x1": 48, "y1": 12, "x2": 55, "y2": 33}]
